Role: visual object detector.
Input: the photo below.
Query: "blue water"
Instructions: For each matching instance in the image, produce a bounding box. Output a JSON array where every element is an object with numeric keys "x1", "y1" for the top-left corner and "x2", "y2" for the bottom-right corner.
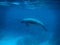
[{"x1": 0, "y1": 0, "x2": 59, "y2": 45}]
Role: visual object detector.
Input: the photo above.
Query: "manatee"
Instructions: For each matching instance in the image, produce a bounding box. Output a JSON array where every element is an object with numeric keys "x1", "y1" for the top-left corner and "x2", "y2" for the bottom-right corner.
[{"x1": 21, "y1": 18, "x2": 47, "y2": 31}]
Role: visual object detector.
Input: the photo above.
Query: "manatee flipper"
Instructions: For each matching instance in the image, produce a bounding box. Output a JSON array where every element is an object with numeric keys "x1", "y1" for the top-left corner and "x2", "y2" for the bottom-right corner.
[
  {"x1": 25, "y1": 23, "x2": 30, "y2": 27},
  {"x1": 25, "y1": 23, "x2": 30, "y2": 32}
]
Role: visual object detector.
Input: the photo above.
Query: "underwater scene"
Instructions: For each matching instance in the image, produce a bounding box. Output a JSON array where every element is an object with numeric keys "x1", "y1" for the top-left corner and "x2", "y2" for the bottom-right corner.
[{"x1": 0, "y1": 0, "x2": 60, "y2": 45}]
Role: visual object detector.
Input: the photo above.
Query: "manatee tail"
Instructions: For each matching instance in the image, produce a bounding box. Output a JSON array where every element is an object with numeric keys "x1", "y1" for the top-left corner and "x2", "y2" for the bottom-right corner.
[
  {"x1": 42, "y1": 26, "x2": 47, "y2": 31},
  {"x1": 40, "y1": 25, "x2": 47, "y2": 31}
]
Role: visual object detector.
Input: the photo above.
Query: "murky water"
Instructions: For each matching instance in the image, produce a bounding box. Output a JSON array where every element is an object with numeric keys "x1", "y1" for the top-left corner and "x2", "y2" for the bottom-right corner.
[{"x1": 0, "y1": 0, "x2": 59, "y2": 45}]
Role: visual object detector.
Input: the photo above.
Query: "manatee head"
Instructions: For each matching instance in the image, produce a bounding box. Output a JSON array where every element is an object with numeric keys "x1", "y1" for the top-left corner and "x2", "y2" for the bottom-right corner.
[{"x1": 20, "y1": 20, "x2": 25, "y2": 23}]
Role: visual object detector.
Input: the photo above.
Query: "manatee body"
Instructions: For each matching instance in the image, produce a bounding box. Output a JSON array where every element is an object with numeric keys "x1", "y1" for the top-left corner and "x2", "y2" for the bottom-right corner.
[{"x1": 21, "y1": 18, "x2": 47, "y2": 31}]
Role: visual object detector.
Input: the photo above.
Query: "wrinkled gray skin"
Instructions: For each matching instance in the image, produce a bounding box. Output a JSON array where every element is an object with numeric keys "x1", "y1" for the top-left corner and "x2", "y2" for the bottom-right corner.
[{"x1": 20, "y1": 20, "x2": 47, "y2": 31}]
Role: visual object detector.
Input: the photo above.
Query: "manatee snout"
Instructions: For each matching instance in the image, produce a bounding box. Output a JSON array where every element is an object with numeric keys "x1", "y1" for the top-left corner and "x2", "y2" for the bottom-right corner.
[
  {"x1": 20, "y1": 20, "x2": 27, "y2": 24},
  {"x1": 20, "y1": 21, "x2": 25, "y2": 23}
]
